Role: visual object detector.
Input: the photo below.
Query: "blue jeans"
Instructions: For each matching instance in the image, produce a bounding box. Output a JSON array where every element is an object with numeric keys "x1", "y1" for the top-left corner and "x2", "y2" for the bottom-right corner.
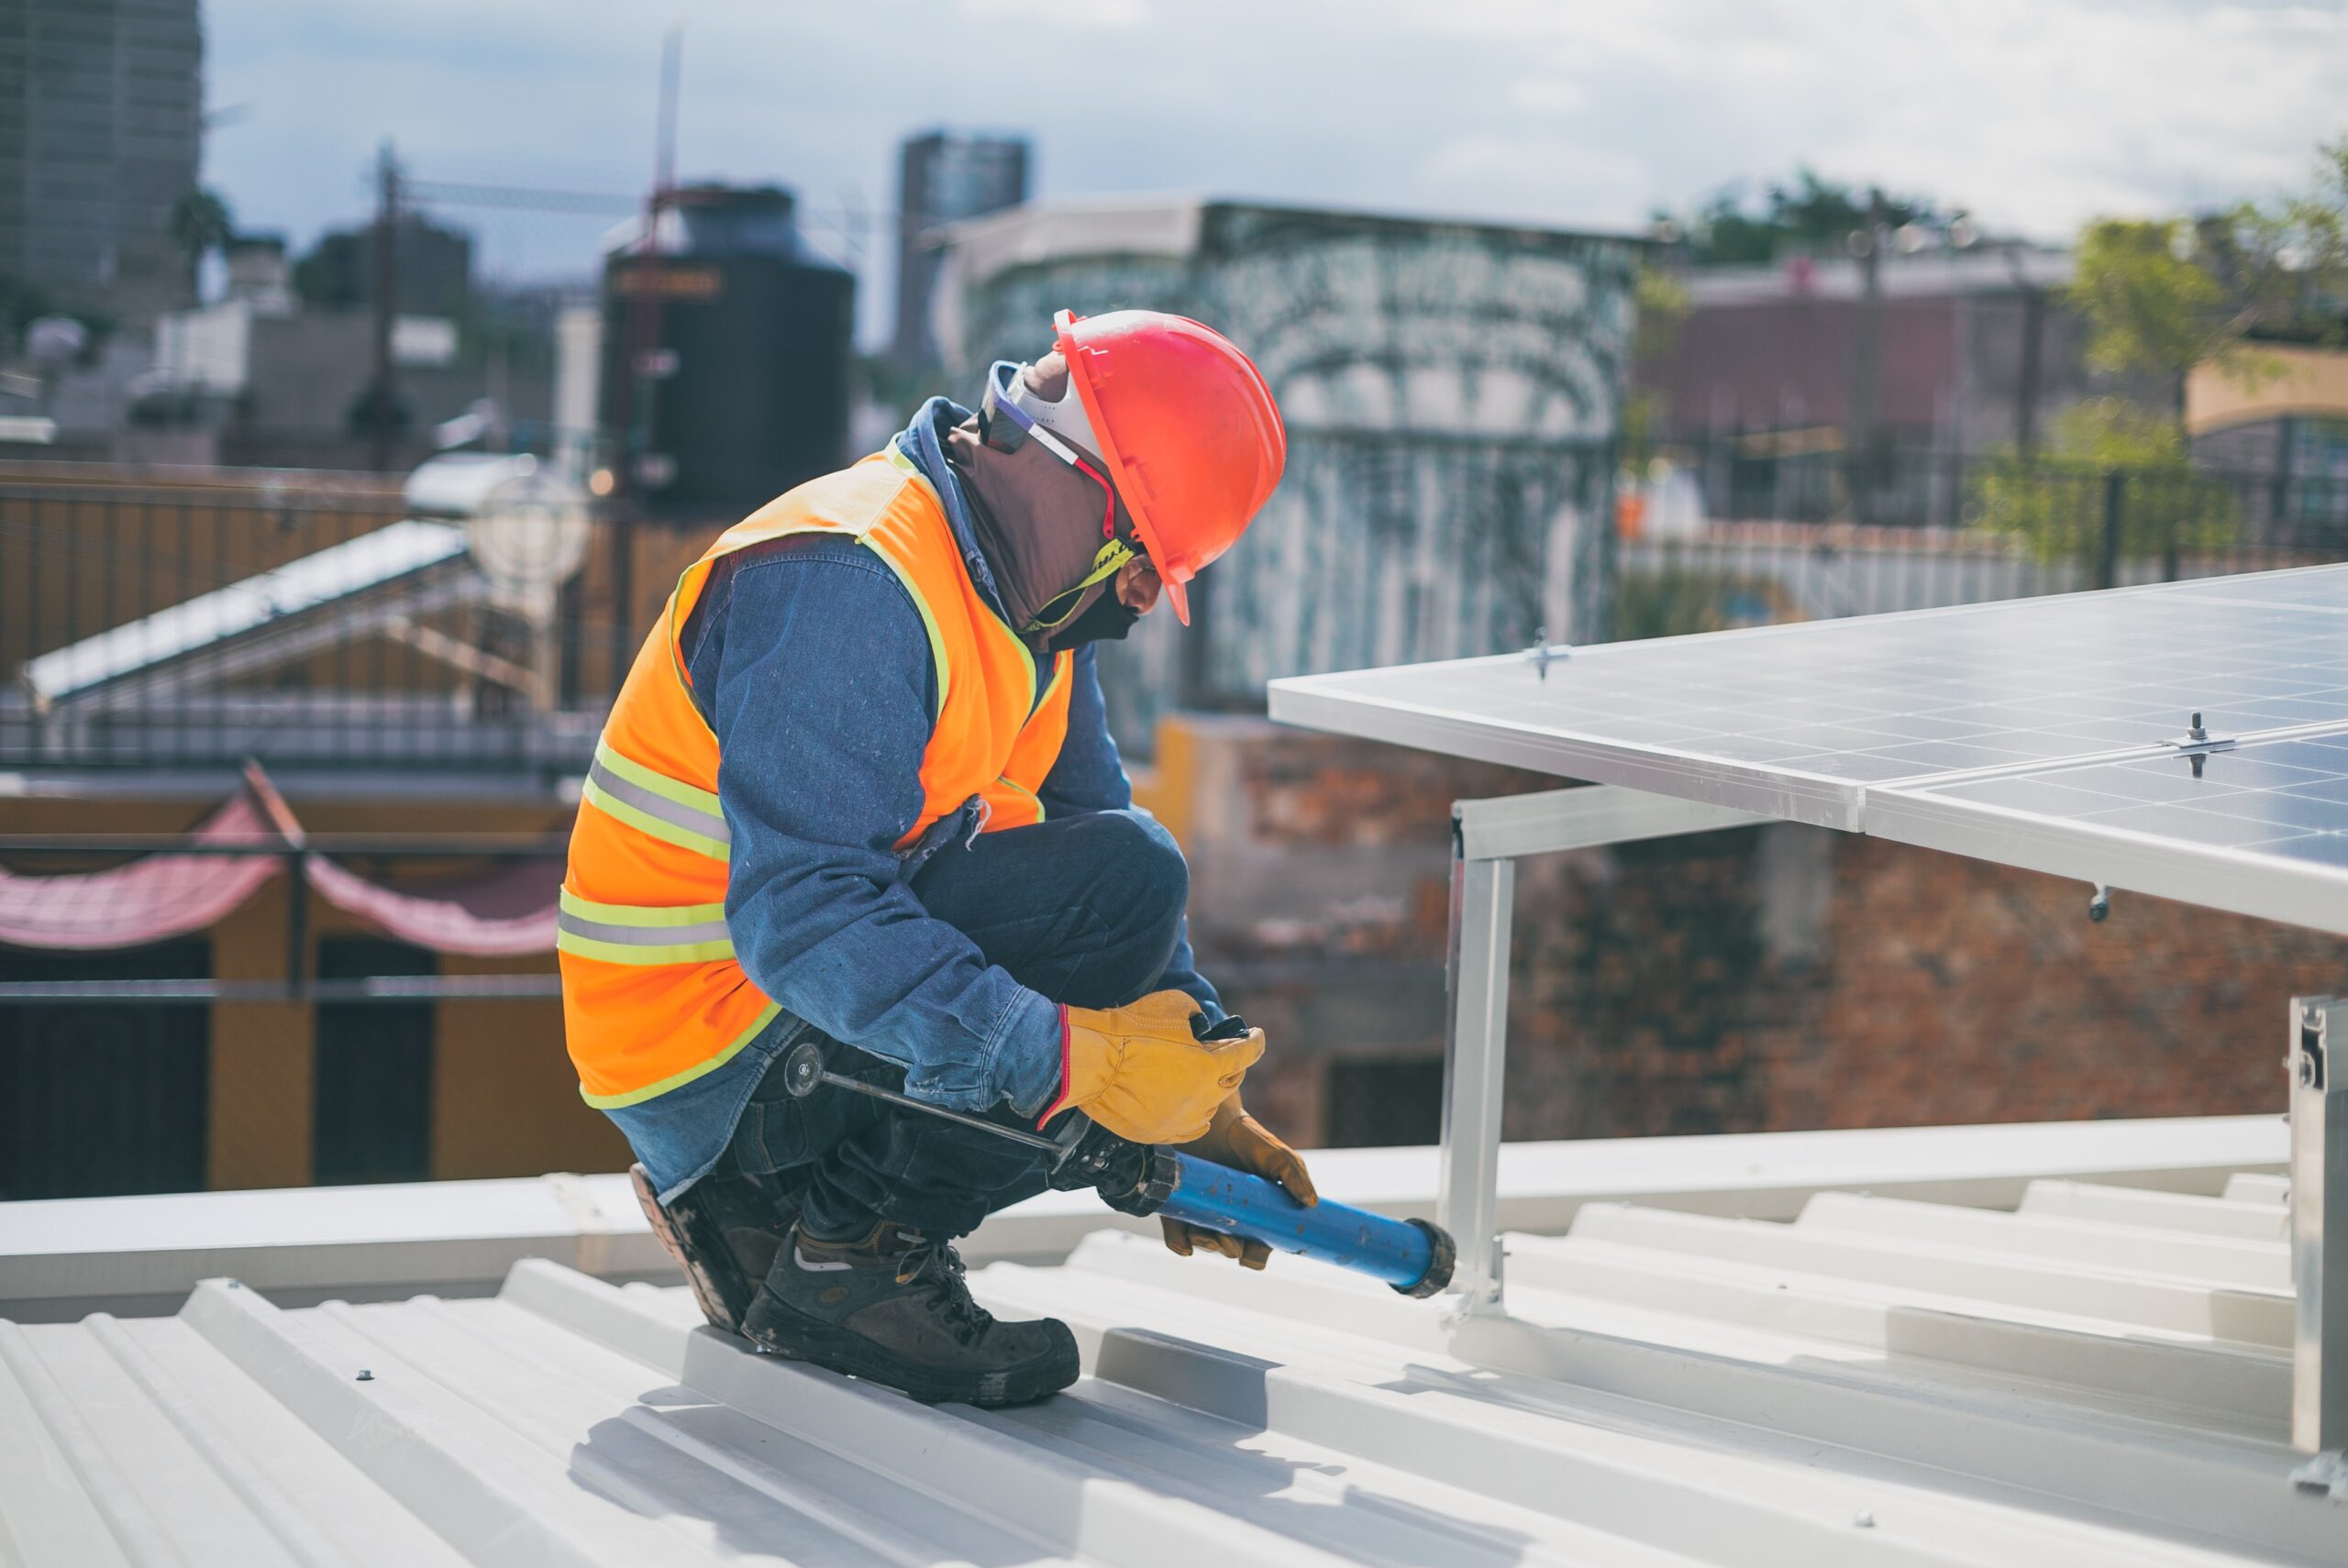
[{"x1": 723, "y1": 808, "x2": 1189, "y2": 1238}]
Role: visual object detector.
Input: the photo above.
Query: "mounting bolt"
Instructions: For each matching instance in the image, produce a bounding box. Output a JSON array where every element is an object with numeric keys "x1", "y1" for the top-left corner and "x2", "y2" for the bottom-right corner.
[
  {"x1": 2187, "y1": 710, "x2": 2208, "y2": 743},
  {"x1": 1853, "y1": 1509, "x2": 1876, "y2": 1529},
  {"x1": 2088, "y1": 885, "x2": 2110, "y2": 922},
  {"x1": 355, "y1": 1369, "x2": 374, "y2": 1382}
]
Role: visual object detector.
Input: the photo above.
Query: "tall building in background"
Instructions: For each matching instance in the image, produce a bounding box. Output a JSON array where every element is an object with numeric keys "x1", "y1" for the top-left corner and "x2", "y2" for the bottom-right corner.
[
  {"x1": 0, "y1": 0, "x2": 205, "y2": 326},
  {"x1": 891, "y1": 130, "x2": 1027, "y2": 371}
]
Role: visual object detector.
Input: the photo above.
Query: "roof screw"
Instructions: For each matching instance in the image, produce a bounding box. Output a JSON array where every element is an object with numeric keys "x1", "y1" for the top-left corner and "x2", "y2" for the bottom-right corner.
[
  {"x1": 1853, "y1": 1510, "x2": 1875, "y2": 1529},
  {"x1": 355, "y1": 1369, "x2": 374, "y2": 1382}
]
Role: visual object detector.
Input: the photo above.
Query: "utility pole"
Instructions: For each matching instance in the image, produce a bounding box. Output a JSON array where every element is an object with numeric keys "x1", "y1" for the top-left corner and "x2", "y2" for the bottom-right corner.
[
  {"x1": 617, "y1": 26, "x2": 681, "y2": 502},
  {"x1": 1846, "y1": 186, "x2": 1888, "y2": 522},
  {"x1": 367, "y1": 141, "x2": 402, "y2": 472}
]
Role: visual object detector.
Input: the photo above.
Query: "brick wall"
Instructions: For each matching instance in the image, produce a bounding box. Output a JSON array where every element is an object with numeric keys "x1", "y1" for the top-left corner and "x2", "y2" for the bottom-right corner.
[{"x1": 1161, "y1": 717, "x2": 2329, "y2": 1148}]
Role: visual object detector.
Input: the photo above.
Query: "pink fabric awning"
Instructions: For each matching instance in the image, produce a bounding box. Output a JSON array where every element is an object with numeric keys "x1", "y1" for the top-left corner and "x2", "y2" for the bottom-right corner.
[
  {"x1": 303, "y1": 854, "x2": 559, "y2": 955},
  {"x1": 0, "y1": 791, "x2": 283, "y2": 950},
  {"x1": 0, "y1": 767, "x2": 563, "y2": 957}
]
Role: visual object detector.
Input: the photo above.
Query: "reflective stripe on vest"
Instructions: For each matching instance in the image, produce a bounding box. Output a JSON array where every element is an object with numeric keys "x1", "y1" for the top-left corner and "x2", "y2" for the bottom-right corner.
[
  {"x1": 555, "y1": 889, "x2": 733, "y2": 966},
  {"x1": 581, "y1": 738, "x2": 729, "y2": 858}
]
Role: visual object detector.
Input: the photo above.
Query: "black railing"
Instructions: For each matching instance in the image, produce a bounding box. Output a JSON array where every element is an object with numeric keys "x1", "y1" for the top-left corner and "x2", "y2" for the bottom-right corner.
[
  {"x1": 5, "y1": 454, "x2": 2346, "y2": 770},
  {"x1": 1616, "y1": 445, "x2": 2348, "y2": 640},
  {"x1": 0, "y1": 472, "x2": 716, "y2": 773}
]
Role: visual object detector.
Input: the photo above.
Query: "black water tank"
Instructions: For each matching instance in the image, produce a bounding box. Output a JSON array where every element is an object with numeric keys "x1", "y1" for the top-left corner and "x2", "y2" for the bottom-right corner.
[{"x1": 602, "y1": 186, "x2": 855, "y2": 516}]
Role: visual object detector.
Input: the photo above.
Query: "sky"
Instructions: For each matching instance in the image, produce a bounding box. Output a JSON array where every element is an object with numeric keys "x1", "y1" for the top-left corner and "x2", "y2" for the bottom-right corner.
[{"x1": 205, "y1": 0, "x2": 2348, "y2": 348}]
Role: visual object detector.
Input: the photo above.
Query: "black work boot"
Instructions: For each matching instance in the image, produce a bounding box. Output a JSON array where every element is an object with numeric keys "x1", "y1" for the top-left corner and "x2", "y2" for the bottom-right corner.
[
  {"x1": 630, "y1": 1164, "x2": 799, "y2": 1335},
  {"x1": 739, "y1": 1220, "x2": 1079, "y2": 1407}
]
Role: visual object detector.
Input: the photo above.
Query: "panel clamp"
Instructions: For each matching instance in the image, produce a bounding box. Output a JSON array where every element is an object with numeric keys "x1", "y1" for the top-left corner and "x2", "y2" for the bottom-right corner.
[
  {"x1": 1523, "y1": 630, "x2": 1572, "y2": 682},
  {"x1": 2162, "y1": 711, "x2": 2237, "y2": 778}
]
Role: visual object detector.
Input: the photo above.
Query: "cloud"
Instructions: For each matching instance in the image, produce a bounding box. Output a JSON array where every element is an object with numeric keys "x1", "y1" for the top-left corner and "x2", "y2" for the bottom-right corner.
[{"x1": 202, "y1": 0, "x2": 2348, "y2": 344}]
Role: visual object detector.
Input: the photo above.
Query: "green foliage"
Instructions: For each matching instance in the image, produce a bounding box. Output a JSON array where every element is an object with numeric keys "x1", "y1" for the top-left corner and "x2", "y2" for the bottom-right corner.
[
  {"x1": 1621, "y1": 266, "x2": 1693, "y2": 462},
  {"x1": 1970, "y1": 400, "x2": 2240, "y2": 565},
  {"x1": 1614, "y1": 563, "x2": 1789, "y2": 641},
  {"x1": 1656, "y1": 169, "x2": 1957, "y2": 267},
  {"x1": 2066, "y1": 135, "x2": 2348, "y2": 402},
  {"x1": 2066, "y1": 219, "x2": 2230, "y2": 382},
  {"x1": 168, "y1": 188, "x2": 235, "y2": 284}
]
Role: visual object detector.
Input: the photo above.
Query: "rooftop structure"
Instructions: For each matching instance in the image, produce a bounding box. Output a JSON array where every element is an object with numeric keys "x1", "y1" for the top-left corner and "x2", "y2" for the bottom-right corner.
[
  {"x1": 936, "y1": 196, "x2": 1644, "y2": 742},
  {"x1": 4, "y1": 1114, "x2": 2338, "y2": 1565}
]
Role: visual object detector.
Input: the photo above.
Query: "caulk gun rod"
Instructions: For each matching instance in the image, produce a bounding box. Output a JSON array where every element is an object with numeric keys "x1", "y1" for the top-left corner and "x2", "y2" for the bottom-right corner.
[{"x1": 816, "y1": 1071, "x2": 1065, "y2": 1154}]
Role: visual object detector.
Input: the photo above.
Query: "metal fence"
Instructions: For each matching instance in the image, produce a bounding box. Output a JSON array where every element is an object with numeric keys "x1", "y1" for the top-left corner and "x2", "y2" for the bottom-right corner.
[
  {"x1": 1617, "y1": 445, "x2": 2348, "y2": 640},
  {"x1": 0, "y1": 471, "x2": 723, "y2": 774}
]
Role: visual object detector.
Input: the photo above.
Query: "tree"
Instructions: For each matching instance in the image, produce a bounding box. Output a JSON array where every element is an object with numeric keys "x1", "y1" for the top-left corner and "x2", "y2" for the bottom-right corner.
[
  {"x1": 2066, "y1": 137, "x2": 2348, "y2": 414},
  {"x1": 1656, "y1": 169, "x2": 1958, "y2": 268},
  {"x1": 169, "y1": 188, "x2": 234, "y2": 298}
]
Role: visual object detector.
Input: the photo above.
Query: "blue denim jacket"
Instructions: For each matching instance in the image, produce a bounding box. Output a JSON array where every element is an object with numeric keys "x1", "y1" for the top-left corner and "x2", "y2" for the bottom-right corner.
[{"x1": 610, "y1": 400, "x2": 1221, "y2": 1198}]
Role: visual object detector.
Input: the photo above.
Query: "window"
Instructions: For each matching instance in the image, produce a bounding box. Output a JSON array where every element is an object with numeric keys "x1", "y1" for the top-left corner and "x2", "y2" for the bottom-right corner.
[
  {"x1": 0, "y1": 941, "x2": 209, "y2": 1199},
  {"x1": 312, "y1": 937, "x2": 435, "y2": 1185}
]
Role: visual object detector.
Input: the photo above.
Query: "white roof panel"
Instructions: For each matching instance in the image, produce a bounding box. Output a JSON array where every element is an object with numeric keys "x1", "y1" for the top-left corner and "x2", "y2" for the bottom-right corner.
[{"x1": 0, "y1": 1122, "x2": 2331, "y2": 1567}]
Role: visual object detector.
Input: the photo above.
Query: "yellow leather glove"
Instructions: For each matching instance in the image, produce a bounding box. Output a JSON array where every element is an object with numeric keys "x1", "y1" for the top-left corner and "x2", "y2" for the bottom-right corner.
[
  {"x1": 1162, "y1": 1093, "x2": 1319, "y2": 1270},
  {"x1": 1042, "y1": 989, "x2": 1263, "y2": 1145}
]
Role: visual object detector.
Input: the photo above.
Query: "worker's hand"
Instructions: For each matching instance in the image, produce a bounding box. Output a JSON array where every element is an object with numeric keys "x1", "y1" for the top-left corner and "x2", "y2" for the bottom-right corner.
[
  {"x1": 1162, "y1": 1093, "x2": 1319, "y2": 1270},
  {"x1": 1044, "y1": 990, "x2": 1263, "y2": 1145}
]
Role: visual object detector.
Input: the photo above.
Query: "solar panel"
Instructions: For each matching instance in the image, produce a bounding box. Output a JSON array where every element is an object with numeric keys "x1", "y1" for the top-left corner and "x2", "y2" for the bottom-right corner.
[
  {"x1": 1268, "y1": 564, "x2": 2348, "y2": 829},
  {"x1": 23, "y1": 520, "x2": 471, "y2": 709},
  {"x1": 1870, "y1": 731, "x2": 2348, "y2": 934}
]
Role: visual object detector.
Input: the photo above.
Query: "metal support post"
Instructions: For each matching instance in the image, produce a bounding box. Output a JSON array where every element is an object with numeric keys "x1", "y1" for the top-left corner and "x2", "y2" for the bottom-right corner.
[
  {"x1": 1441, "y1": 832, "x2": 1513, "y2": 1308},
  {"x1": 2291, "y1": 997, "x2": 2348, "y2": 1496},
  {"x1": 1435, "y1": 786, "x2": 1767, "y2": 1316}
]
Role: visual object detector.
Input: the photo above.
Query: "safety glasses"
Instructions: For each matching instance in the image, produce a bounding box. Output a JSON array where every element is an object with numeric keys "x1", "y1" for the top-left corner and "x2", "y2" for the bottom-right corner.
[{"x1": 980, "y1": 359, "x2": 1123, "y2": 547}]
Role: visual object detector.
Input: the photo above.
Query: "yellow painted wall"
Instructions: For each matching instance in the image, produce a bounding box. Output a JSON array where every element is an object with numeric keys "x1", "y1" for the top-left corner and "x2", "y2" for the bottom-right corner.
[
  {"x1": 2187, "y1": 344, "x2": 2348, "y2": 434},
  {"x1": 0, "y1": 789, "x2": 626, "y2": 1190}
]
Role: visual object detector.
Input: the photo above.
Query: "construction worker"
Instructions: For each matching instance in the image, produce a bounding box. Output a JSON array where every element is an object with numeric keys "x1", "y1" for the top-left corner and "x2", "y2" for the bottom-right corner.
[{"x1": 560, "y1": 309, "x2": 1314, "y2": 1408}]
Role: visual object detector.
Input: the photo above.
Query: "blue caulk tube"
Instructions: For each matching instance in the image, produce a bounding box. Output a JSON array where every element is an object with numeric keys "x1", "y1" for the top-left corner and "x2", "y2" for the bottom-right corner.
[{"x1": 1157, "y1": 1154, "x2": 1456, "y2": 1297}]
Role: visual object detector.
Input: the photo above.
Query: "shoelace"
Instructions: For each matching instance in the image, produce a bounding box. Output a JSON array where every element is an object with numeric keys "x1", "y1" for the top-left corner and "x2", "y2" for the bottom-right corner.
[{"x1": 892, "y1": 1237, "x2": 992, "y2": 1346}]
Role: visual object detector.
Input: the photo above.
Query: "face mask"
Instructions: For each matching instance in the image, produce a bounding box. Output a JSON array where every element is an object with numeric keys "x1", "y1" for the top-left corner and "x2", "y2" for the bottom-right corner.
[{"x1": 1045, "y1": 587, "x2": 1142, "y2": 655}]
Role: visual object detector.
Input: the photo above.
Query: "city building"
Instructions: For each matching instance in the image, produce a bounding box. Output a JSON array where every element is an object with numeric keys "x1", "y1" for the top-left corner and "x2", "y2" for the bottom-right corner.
[
  {"x1": 2188, "y1": 340, "x2": 2348, "y2": 529},
  {"x1": 140, "y1": 226, "x2": 556, "y2": 470},
  {"x1": 1637, "y1": 244, "x2": 2109, "y2": 459},
  {"x1": 0, "y1": 0, "x2": 204, "y2": 326},
  {"x1": 890, "y1": 129, "x2": 1027, "y2": 371}
]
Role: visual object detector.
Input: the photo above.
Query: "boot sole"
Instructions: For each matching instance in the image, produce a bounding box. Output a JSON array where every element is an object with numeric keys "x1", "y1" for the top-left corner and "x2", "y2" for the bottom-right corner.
[
  {"x1": 739, "y1": 1293, "x2": 1080, "y2": 1408},
  {"x1": 628, "y1": 1165, "x2": 744, "y2": 1335}
]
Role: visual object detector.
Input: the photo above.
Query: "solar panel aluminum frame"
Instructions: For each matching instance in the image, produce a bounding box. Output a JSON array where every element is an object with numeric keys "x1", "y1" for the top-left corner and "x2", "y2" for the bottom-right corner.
[
  {"x1": 1868, "y1": 774, "x2": 2348, "y2": 939},
  {"x1": 1269, "y1": 665, "x2": 1873, "y2": 832}
]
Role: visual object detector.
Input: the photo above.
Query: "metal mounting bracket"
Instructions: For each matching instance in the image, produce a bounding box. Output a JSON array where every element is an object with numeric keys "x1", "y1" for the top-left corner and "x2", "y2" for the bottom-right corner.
[{"x1": 2291, "y1": 997, "x2": 2348, "y2": 1464}]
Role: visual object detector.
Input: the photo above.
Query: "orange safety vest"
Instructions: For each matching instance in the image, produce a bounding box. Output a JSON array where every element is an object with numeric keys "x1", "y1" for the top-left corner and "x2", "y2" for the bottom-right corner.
[{"x1": 559, "y1": 447, "x2": 1076, "y2": 1108}]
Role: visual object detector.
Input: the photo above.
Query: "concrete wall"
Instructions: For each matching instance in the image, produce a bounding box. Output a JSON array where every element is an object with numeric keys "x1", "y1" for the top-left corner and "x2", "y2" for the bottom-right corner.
[{"x1": 944, "y1": 202, "x2": 1639, "y2": 753}]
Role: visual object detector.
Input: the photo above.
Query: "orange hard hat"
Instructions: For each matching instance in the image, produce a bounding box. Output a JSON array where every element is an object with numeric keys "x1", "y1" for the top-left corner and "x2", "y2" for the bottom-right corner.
[{"x1": 1052, "y1": 308, "x2": 1285, "y2": 625}]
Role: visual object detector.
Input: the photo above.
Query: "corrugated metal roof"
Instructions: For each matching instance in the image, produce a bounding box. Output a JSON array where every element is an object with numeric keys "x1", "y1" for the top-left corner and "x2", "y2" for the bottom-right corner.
[{"x1": 6, "y1": 1130, "x2": 2341, "y2": 1564}]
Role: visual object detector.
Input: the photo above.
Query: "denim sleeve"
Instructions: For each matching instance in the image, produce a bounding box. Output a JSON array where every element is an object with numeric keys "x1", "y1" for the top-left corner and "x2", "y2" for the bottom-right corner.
[
  {"x1": 696, "y1": 545, "x2": 1063, "y2": 1114},
  {"x1": 1038, "y1": 646, "x2": 1224, "y2": 1021}
]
